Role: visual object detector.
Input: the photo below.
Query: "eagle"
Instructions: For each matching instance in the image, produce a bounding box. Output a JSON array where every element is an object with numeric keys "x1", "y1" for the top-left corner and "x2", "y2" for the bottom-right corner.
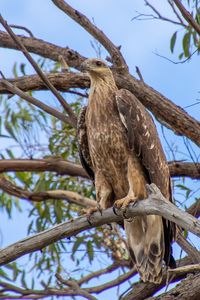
[{"x1": 78, "y1": 58, "x2": 176, "y2": 283}]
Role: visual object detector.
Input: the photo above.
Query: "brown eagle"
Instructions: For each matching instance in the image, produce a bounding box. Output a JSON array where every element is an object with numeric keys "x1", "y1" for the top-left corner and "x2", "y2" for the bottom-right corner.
[{"x1": 78, "y1": 58, "x2": 175, "y2": 283}]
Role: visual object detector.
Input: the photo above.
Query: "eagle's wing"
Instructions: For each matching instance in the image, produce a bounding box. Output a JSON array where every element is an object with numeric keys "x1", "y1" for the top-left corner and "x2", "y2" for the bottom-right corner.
[
  {"x1": 77, "y1": 106, "x2": 94, "y2": 181},
  {"x1": 115, "y1": 89, "x2": 176, "y2": 271}
]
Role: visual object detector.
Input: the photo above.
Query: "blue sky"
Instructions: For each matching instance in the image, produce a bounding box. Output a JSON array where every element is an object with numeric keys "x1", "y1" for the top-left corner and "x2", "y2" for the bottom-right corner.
[{"x1": 0, "y1": 0, "x2": 200, "y2": 299}]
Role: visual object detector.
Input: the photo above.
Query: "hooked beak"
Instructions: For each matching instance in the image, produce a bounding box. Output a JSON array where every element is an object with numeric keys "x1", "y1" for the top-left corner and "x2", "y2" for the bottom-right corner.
[{"x1": 80, "y1": 61, "x2": 89, "y2": 72}]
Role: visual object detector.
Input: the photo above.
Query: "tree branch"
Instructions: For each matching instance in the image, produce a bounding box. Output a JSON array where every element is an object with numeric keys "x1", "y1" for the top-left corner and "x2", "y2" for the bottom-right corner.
[
  {"x1": 0, "y1": 159, "x2": 88, "y2": 177},
  {"x1": 0, "y1": 15, "x2": 77, "y2": 127},
  {"x1": 0, "y1": 72, "x2": 89, "y2": 94},
  {"x1": 147, "y1": 273, "x2": 200, "y2": 300},
  {"x1": 0, "y1": 78, "x2": 72, "y2": 125},
  {"x1": 174, "y1": 0, "x2": 200, "y2": 36},
  {"x1": 0, "y1": 30, "x2": 85, "y2": 66},
  {"x1": 0, "y1": 31, "x2": 199, "y2": 145},
  {"x1": 121, "y1": 255, "x2": 196, "y2": 300},
  {"x1": 0, "y1": 175, "x2": 95, "y2": 207},
  {"x1": 0, "y1": 159, "x2": 199, "y2": 179},
  {"x1": 0, "y1": 184, "x2": 199, "y2": 266},
  {"x1": 51, "y1": 0, "x2": 128, "y2": 71}
]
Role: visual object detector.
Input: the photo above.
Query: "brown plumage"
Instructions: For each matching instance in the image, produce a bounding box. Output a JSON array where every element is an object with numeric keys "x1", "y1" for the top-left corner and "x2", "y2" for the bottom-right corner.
[{"x1": 78, "y1": 58, "x2": 176, "y2": 284}]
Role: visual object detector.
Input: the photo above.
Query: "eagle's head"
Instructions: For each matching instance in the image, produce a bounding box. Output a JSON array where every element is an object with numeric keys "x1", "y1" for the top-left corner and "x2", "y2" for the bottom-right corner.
[{"x1": 80, "y1": 58, "x2": 113, "y2": 80}]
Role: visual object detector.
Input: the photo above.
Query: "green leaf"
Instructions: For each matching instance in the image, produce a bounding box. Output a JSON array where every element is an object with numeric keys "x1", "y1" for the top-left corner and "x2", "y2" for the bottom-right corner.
[
  {"x1": 182, "y1": 32, "x2": 190, "y2": 57},
  {"x1": 87, "y1": 240, "x2": 94, "y2": 263},
  {"x1": 170, "y1": 31, "x2": 177, "y2": 53}
]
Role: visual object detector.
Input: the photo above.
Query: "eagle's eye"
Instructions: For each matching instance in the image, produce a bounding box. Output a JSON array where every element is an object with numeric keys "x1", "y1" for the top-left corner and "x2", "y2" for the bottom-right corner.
[{"x1": 96, "y1": 61, "x2": 102, "y2": 67}]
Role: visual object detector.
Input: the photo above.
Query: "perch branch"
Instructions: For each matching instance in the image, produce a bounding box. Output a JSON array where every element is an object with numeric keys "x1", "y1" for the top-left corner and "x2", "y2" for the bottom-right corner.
[{"x1": 0, "y1": 184, "x2": 200, "y2": 266}]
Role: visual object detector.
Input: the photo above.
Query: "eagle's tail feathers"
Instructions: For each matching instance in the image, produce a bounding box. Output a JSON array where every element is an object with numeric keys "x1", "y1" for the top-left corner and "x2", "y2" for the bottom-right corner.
[{"x1": 125, "y1": 215, "x2": 164, "y2": 284}]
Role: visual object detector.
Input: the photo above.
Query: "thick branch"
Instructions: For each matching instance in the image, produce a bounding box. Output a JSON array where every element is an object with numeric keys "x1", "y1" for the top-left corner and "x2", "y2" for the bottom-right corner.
[
  {"x1": 0, "y1": 159, "x2": 199, "y2": 179},
  {"x1": 0, "y1": 31, "x2": 200, "y2": 145},
  {"x1": 0, "y1": 30, "x2": 85, "y2": 66},
  {"x1": 0, "y1": 184, "x2": 200, "y2": 266},
  {"x1": 0, "y1": 72, "x2": 89, "y2": 94},
  {"x1": 0, "y1": 159, "x2": 88, "y2": 177},
  {"x1": 147, "y1": 273, "x2": 200, "y2": 300},
  {"x1": 168, "y1": 161, "x2": 200, "y2": 179},
  {"x1": 52, "y1": 0, "x2": 128, "y2": 71}
]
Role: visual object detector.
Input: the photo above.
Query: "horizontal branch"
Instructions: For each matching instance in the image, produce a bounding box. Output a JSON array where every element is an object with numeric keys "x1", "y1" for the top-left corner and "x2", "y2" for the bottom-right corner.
[
  {"x1": 0, "y1": 72, "x2": 89, "y2": 94},
  {"x1": 0, "y1": 175, "x2": 95, "y2": 207},
  {"x1": 0, "y1": 159, "x2": 88, "y2": 177},
  {"x1": 0, "y1": 30, "x2": 200, "y2": 145},
  {"x1": 0, "y1": 184, "x2": 199, "y2": 266},
  {"x1": 0, "y1": 30, "x2": 85, "y2": 67},
  {"x1": 0, "y1": 158, "x2": 199, "y2": 179}
]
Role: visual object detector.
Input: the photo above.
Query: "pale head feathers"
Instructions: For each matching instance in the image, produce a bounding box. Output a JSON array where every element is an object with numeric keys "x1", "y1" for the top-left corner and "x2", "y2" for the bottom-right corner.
[{"x1": 80, "y1": 58, "x2": 117, "y2": 90}]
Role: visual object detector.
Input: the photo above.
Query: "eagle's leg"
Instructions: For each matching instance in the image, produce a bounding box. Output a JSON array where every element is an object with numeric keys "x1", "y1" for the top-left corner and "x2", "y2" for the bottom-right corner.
[
  {"x1": 113, "y1": 156, "x2": 147, "y2": 217},
  {"x1": 95, "y1": 171, "x2": 113, "y2": 210},
  {"x1": 82, "y1": 172, "x2": 113, "y2": 223}
]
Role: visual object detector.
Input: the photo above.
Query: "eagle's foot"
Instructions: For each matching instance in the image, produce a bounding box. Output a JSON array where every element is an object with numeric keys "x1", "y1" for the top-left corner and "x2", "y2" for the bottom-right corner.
[
  {"x1": 81, "y1": 205, "x2": 102, "y2": 225},
  {"x1": 113, "y1": 196, "x2": 137, "y2": 221}
]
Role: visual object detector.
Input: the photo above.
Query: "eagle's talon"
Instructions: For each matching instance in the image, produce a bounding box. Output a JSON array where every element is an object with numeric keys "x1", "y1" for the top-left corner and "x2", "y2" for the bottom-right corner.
[{"x1": 113, "y1": 206, "x2": 119, "y2": 216}]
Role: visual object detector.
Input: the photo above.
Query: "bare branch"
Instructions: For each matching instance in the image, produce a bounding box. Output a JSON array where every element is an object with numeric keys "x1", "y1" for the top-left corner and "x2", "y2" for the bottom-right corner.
[
  {"x1": 0, "y1": 72, "x2": 89, "y2": 94},
  {"x1": 0, "y1": 78, "x2": 72, "y2": 125},
  {"x1": 0, "y1": 14, "x2": 77, "y2": 127},
  {"x1": 168, "y1": 263, "x2": 200, "y2": 274},
  {"x1": 174, "y1": 0, "x2": 200, "y2": 35},
  {"x1": 0, "y1": 175, "x2": 95, "y2": 207},
  {"x1": 0, "y1": 159, "x2": 88, "y2": 177},
  {"x1": 0, "y1": 159, "x2": 199, "y2": 180},
  {"x1": 0, "y1": 183, "x2": 200, "y2": 266},
  {"x1": 51, "y1": 0, "x2": 128, "y2": 71},
  {"x1": 168, "y1": 161, "x2": 200, "y2": 179},
  {"x1": 0, "y1": 31, "x2": 199, "y2": 145},
  {"x1": 147, "y1": 273, "x2": 200, "y2": 300},
  {"x1": 0, "y1": 30, "x2": 85, "y2": 67}
]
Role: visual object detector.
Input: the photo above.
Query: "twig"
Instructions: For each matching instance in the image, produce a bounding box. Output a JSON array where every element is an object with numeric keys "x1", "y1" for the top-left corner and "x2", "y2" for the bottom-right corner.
[
  {"x1": 0, "y1": 77, "x2": 71, "y2": 124},
  {"x1": 135, "y1": 66, "x2": 144, "y2": 82},
  {"x1": 9, "y1": 24, "x2": 34, "y2": 37},
  {"x1": 51, "y1": 0, "x2": 128, "y2": 72},
  {"x1": 174, "y1": 0, "x2": 200, "y2": 35},
  {"x1": 0, "y1": 183, "x2": 200, "y2": 266},
  {"x1": 0, "y1": 14, "x2": 77, "y2": 127},
  {"x1": 168, "y1": 263, "x2": 200, "y2": 274}
]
